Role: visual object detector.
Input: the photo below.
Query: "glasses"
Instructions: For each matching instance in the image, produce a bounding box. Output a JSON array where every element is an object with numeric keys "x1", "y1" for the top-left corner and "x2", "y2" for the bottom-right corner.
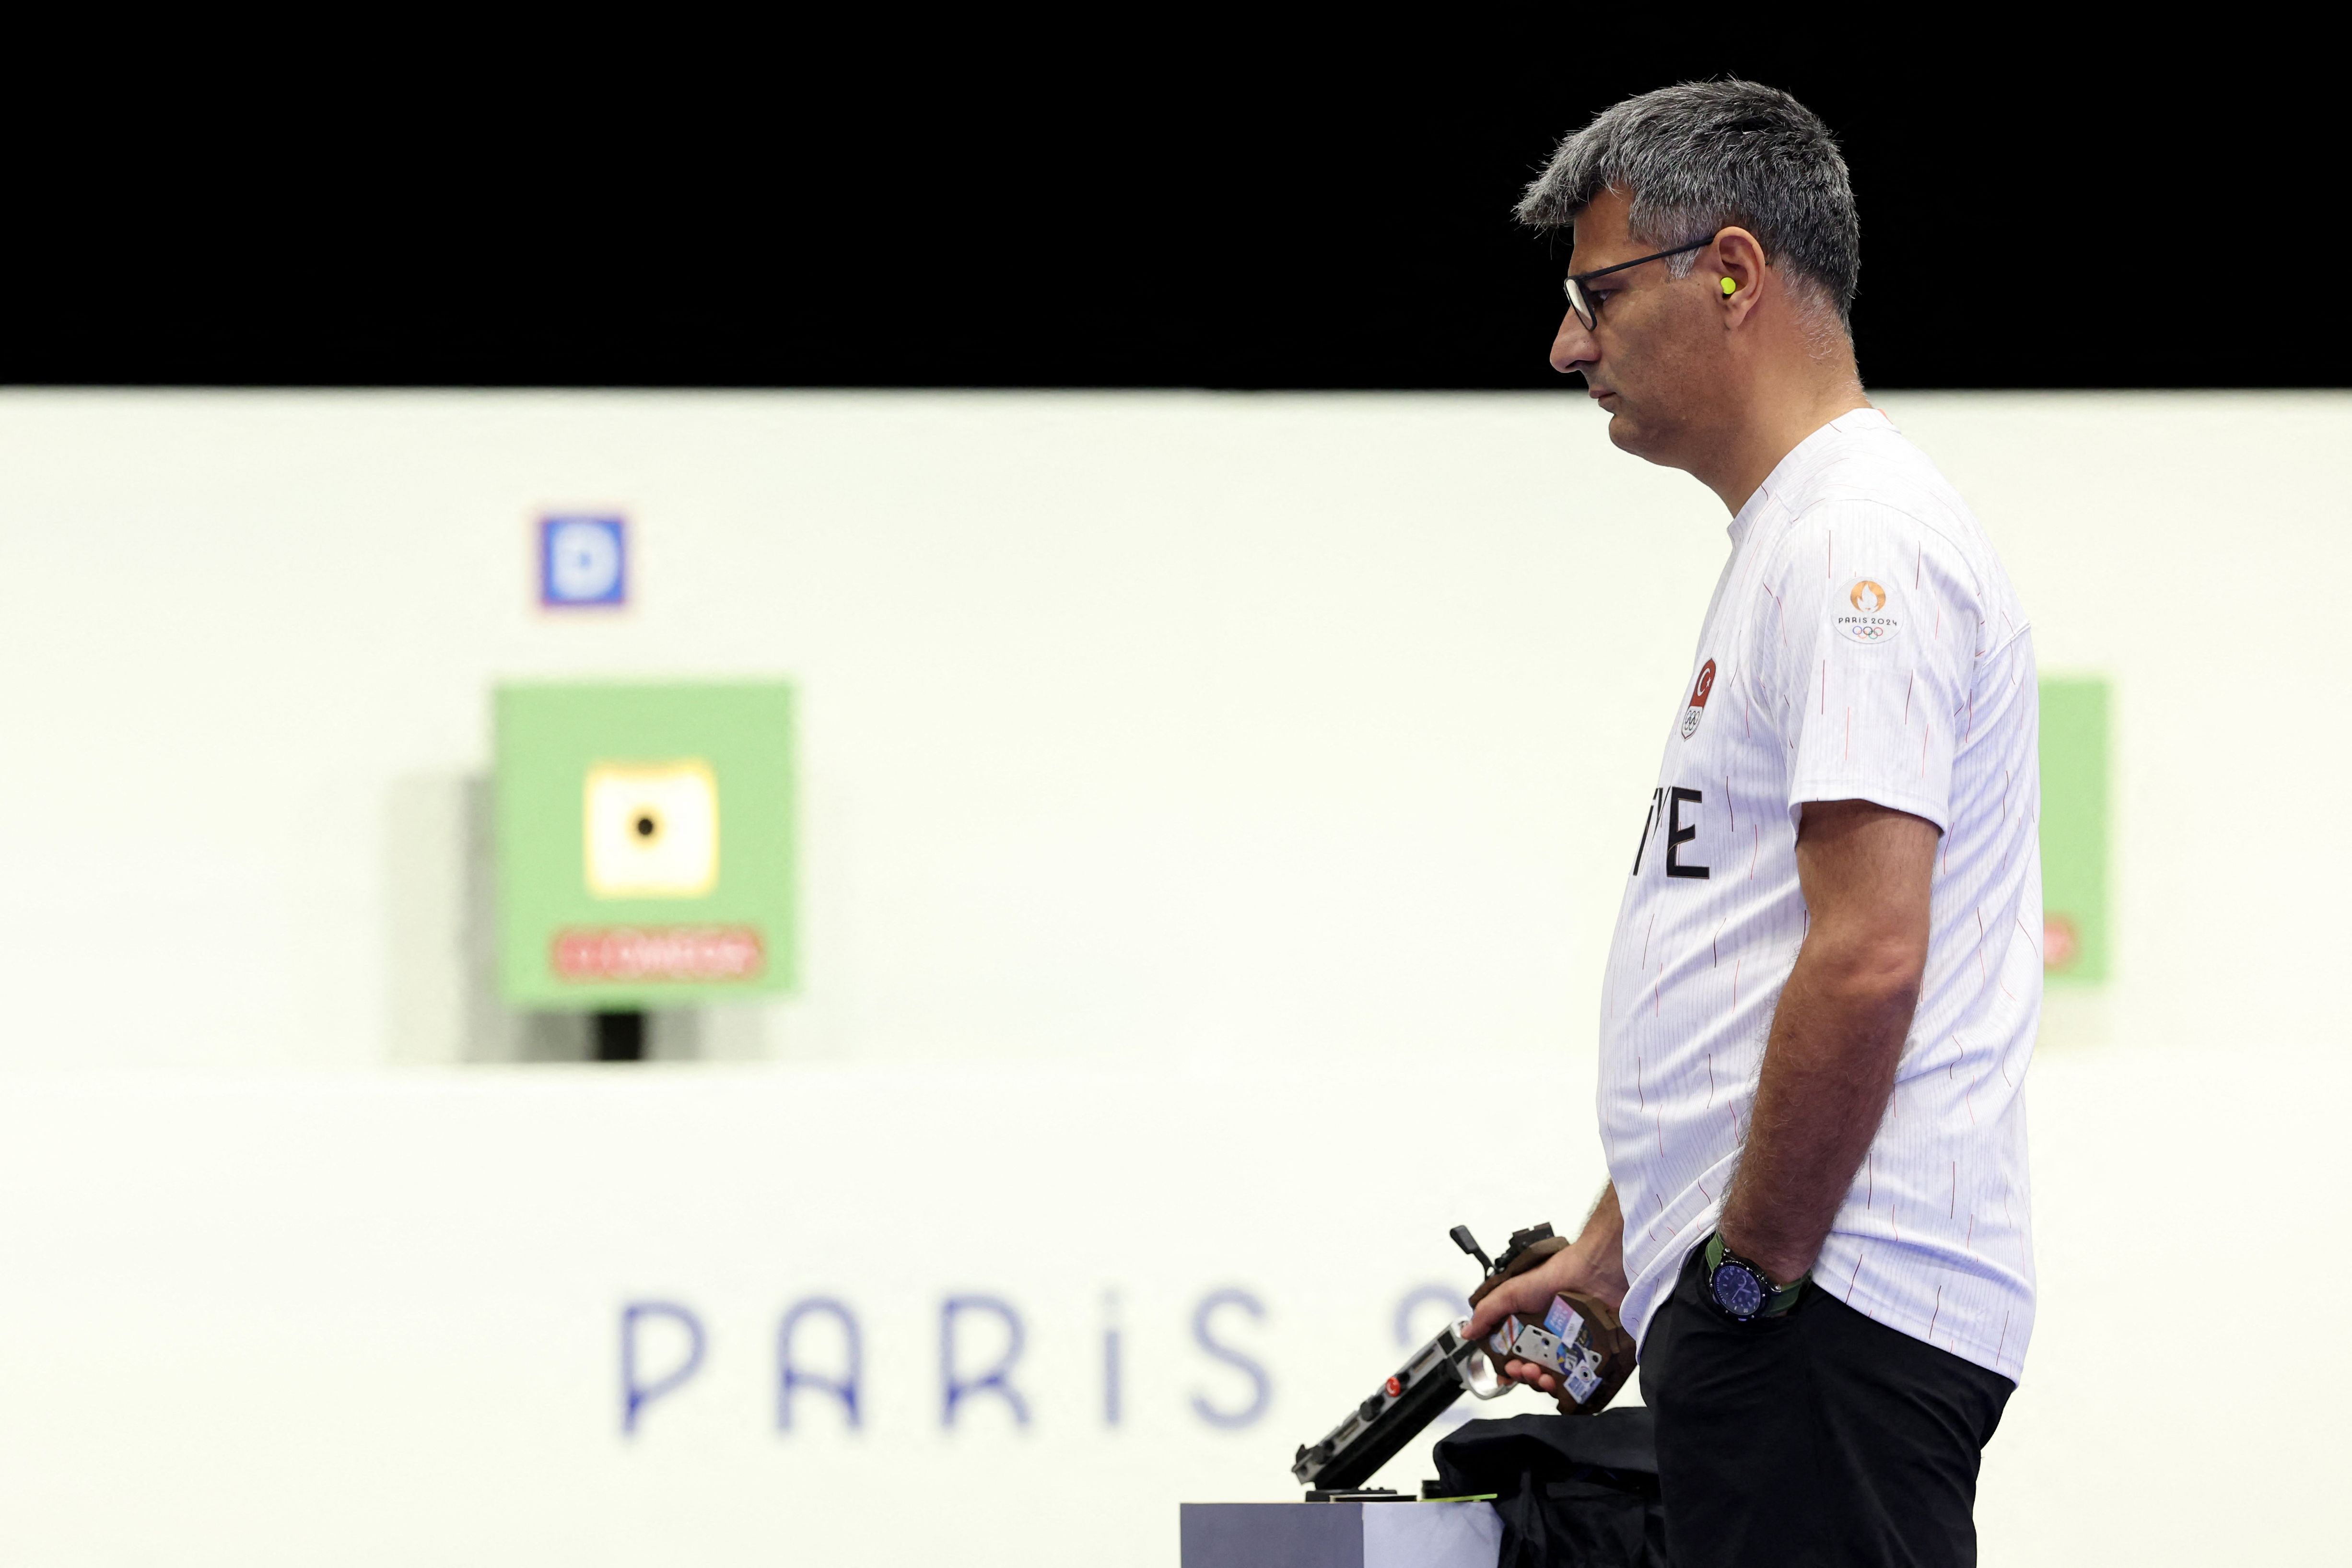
[{"x1": 1562, "y1": 236, "x2": 1718, "y2": 329}]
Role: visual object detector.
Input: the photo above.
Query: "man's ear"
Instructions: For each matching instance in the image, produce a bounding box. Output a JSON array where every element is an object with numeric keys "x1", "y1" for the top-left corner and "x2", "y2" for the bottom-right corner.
[{"x1": 1714, "y1": 227, "x2": 1767, "y2": 326}]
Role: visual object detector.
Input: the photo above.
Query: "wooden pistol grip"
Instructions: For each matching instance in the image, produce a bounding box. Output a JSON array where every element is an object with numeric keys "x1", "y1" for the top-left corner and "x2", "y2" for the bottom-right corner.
[
  {"x1": 1553, "y1": 1287, "x2": 1637, "y2": 1417},
  {"x1": 1467, "y1": 1240, "x2": 1637, "y2": 1417}
]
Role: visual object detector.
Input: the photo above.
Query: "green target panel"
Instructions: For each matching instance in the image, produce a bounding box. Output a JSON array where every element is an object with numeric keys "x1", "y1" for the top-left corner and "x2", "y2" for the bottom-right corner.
[
  {"x1": 495, "y1": 682, "x2": 797, "y2": 1007},
  {"x1": 2038, "y1": 677, "x2": 2108, "y2": 985}
]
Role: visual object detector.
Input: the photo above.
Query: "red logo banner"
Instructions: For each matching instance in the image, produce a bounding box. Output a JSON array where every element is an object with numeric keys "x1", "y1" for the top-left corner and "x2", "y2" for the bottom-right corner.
[{"x1": 552, "y1": 926, "x2": 766, "y2": 983}]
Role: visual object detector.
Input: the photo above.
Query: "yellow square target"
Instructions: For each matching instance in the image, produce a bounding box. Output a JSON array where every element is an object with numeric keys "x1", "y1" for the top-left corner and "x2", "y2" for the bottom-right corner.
[{"x1": 585, "y1": 761, "x2": 719, "y2": 898}]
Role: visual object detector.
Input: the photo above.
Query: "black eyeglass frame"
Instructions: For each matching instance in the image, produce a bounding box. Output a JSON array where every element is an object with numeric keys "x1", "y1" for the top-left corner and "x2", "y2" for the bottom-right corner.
[{"x1": 1562, "y1": 235, "x2": 1720, "y2": 329}]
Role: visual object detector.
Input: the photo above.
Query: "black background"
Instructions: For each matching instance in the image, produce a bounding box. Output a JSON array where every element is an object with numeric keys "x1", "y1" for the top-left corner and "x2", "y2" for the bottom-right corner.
[{"x1": 5, "y1": 33, "x2": 2333, "y2": 389}]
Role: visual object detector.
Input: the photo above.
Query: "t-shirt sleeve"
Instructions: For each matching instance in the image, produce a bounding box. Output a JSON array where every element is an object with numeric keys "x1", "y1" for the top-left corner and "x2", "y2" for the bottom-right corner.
[{"x1": 1757, "y1": 503, "x2": 1984, "y2": 834}]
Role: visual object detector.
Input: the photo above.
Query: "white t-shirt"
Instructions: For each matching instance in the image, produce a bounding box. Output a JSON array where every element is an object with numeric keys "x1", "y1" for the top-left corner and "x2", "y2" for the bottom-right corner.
[{"x1": 1600, "y1": 406, "x2": 2038, "y2": 1383}]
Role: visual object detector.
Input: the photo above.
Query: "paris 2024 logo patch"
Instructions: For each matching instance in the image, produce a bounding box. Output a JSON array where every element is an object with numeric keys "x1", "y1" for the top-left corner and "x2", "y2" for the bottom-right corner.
[
  {"x1": 1834, "y1": 578, "x2": 1903, "y2": 645},
  {"x1": 1680, "y1": 658, "x2": 1716, "y2": 739}
]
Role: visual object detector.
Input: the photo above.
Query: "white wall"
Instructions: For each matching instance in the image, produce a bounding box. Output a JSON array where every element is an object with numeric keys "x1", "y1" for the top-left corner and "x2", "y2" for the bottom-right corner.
[
  {"x1": 0, "y1": 1046, "x2": 2339, "y2": 1567},
  {"x1": 1, "y1": 391, "x2": 2346, "y2": 1563},
  {"x1": 1, "y1": 390, "x2": 2344, "y2": 1067}
]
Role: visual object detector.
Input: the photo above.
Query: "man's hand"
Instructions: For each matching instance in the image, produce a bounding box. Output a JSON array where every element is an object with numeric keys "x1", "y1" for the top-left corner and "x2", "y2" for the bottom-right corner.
[{"x1": 1463, "y1": 1187, "x2": 1628, "y2": 1397}]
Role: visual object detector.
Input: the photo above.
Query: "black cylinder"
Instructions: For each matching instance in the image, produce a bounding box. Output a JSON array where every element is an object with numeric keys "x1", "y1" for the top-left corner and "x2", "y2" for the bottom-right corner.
[{"x1": 593, "y1": 1010, "x2": 646, "y2": 1062}]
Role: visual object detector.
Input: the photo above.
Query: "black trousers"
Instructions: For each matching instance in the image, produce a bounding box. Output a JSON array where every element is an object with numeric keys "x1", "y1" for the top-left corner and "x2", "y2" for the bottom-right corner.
[{"x1": 1641, "y1": 1247, "x2": 2014, "y2": 1568}]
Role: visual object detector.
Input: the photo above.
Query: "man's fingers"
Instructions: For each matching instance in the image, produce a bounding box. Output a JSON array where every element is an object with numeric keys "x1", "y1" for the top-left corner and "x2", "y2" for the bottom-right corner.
[
  {"x1": 1501, "y1": 1359, "x2": 1560, "y2": 1394},
  {"x1": 1466, "y1": 1273, "x2": 1550, "y2": 1342}
]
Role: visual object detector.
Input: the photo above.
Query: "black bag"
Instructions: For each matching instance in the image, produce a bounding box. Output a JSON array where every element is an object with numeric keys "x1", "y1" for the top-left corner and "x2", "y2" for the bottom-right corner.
[{"x1": 1431, "y1": 1407, "x2": 1671, "y2": 1568}]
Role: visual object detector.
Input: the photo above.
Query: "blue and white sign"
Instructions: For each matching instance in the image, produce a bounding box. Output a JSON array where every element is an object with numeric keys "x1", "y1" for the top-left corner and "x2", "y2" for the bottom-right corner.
[{"x1": 540, "y1": 515, "x2": 629, "y2": 608}]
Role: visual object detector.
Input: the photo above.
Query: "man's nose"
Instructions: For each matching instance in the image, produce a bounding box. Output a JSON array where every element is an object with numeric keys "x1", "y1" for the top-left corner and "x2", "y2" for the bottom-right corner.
[{"x1": 1550, "y1": 309, "x2": 1598, "y2": 376}]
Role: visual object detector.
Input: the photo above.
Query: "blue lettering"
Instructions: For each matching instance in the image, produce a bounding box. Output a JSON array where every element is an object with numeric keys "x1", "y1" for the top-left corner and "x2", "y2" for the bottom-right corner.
[
  {"x1": 778, "y1": 1297, "x2": 863, "y2": 1432},
  {"x1": 941, "y1": 1295, "x2": 1030, "y2": 1430},
  {"x1": 1102, "y1": 1291, "x2": 1123, "y2": 1428},
  {"x1": 1189, "y1": 1287, "x2": 1271, "y2": 1429},
  {"x1": 620, "y1": 1300, "x2": 705, "y2": 1437}
]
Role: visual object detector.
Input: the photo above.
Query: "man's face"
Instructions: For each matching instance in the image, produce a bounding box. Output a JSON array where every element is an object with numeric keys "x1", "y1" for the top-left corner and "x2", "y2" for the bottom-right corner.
[{"x1": 1550, "y1": 189, "x2": 1719, "y2": 463}]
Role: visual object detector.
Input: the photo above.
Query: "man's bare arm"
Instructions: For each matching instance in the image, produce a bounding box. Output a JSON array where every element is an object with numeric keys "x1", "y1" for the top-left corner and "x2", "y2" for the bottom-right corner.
[
  {"x1": 1719, "y1": 798, "x2": 1937, "y2": 1285},
  {"x1": 1571, "y1": 1182, "x2": 1628, "y2": 1305}
]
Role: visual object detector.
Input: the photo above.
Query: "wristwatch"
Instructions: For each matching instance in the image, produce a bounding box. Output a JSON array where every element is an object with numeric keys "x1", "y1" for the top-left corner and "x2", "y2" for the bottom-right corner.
[{"x1": 1702, "y1": 1232, "x2": 1808, "y2": 1322}]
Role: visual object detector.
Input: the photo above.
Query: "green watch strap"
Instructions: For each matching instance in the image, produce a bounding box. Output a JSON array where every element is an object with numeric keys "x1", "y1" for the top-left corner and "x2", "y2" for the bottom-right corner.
[{"x1": 1704, "y1": 1231, "x2": 1810, "y2": 1317}]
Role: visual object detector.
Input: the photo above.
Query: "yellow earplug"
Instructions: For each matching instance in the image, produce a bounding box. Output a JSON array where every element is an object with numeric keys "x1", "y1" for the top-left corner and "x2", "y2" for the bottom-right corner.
[{"x1": 1721, "y1": 277, "x2": 1738, "y2": 296}]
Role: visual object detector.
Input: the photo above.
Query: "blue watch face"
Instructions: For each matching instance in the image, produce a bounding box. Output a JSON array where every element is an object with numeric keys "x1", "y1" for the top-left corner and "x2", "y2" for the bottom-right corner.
[{"x1": 1712, "y1": 1263, "x2": 1765, "y2": 1317}]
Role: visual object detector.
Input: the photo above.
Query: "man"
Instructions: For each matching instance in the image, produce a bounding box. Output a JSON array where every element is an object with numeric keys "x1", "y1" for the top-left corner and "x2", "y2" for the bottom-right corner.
[{"x1": 1464, "y1": 82, "x2": 2037, "y2": 1567}]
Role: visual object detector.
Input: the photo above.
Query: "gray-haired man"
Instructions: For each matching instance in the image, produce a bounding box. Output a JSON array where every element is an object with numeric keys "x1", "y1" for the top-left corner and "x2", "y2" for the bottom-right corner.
[{"x1": 1465, "y1": 82, "x2": 2037, "y2": 1567}]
